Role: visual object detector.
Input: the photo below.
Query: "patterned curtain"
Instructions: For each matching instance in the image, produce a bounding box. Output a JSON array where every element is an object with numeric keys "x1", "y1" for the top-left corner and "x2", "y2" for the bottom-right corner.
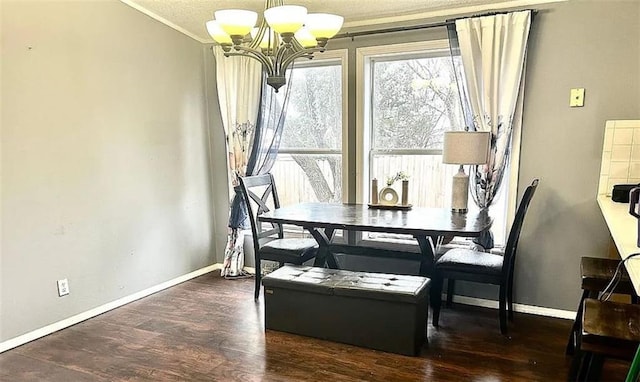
[
  {"x1": 214, "y1": 47, "x2": 293, "y2": 278},
  {"x1": 214, "y1": 47, "x2": 262, "y2": 277},
  {"x1": 448, "y1": 11, "x2": 532, "y2": 249}
]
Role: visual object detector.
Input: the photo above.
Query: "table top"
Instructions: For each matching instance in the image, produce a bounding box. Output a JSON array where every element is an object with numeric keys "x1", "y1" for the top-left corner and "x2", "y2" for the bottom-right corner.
[
  {"x1": 260, "y1": 202, "x2": 493, "y2": 237},
  {"x1": 597, "y1": 196, "x2": 640, "y2": 295}
]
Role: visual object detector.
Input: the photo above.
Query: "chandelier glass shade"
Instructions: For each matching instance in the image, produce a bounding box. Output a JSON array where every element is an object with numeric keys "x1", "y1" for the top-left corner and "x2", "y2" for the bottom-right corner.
[{"x1": 206, "y1": 0, "x2": 344, "y2": 91}]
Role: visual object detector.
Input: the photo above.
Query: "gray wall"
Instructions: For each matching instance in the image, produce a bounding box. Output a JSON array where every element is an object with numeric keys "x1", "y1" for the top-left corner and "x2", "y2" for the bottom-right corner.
[
  {"x1": 1, "y1": 0, "x2": 637, "y2": 346},
  {"x1": 514, "y1": 0, "x2": 639, "y2": 310},
  {"x1": 1, "y1": 0, "x2": 223, "y2": 342},
  {"x1": 330, "y1": 0, "x2": 639, "y2": 311}
]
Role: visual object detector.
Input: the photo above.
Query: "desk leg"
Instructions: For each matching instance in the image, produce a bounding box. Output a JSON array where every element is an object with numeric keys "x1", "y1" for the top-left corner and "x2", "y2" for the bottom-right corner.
[{"x1": 307, "y1": 227, "x2": 337, "y2": 269}]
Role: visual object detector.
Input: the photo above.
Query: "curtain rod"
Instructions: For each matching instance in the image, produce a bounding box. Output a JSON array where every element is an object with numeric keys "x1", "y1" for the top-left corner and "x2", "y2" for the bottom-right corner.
[{"x1": 333, "y1": 9, "x2": 537, "y2": 40}]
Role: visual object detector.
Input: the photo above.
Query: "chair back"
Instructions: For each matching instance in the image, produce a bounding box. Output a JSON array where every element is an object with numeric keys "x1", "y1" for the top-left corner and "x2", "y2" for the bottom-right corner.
[
  {"x1": 502, "y1": 178, "x2": 539, "y2": 276},
  {"x1": 238, "y1": 174, "x2": 284, "y2": 253}
]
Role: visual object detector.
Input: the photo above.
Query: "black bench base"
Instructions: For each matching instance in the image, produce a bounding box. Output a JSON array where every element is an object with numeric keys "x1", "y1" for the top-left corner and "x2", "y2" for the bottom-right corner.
[{"x1": 262, "y1": 265, "x2": 431, "y2": 356}]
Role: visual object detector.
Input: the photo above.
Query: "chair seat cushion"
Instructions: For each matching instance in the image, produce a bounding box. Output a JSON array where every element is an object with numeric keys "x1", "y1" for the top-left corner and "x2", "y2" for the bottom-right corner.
[
  {"x1": 261, "y1": 238, "x2": 318, "y2": 262},
  {"x1": 436, "y1": 248, "x2": 504, "y2": 276}
]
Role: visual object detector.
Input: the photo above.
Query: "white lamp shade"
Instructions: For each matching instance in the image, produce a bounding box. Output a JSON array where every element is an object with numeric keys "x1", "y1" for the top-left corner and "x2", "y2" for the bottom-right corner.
[
  {"x1": 264, "y1": 5, "x2": 307, "y2": 35},
  {"x1": 206, "y1": 20, "x2": 232, "y2": 44},
  {"x1": 294, "y1": 27, "x2": 318, "y2": 48},
  {"x1": 214, "y1": 9, "x2": 258, "y2": 37},
  {"x1": 306, "y1": 13, "x2": 344, "y2": 39},
  {"x1": 442, "y1": 131, "x2": 491, "y2": 165}
]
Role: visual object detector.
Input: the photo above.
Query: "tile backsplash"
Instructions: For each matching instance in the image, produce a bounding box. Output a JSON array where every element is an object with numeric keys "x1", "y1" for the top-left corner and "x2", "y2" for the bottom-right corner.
[{"x1": 598, "y1": 120, "x2": 640, "y2": 196}]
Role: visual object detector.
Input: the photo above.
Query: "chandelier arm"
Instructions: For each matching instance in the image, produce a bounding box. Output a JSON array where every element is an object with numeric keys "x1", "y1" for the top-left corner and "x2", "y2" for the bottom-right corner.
[
  {"x1": 290, "y1": 39, "x2": 305, "y2": 51},
  {"x1": 226, "y1": 48, "x2": 275, "y2": 76},
  {"x1": 278, "y1": 48, "x2": 318, "y2": 74},
  {"x1": 249, "y1": 22, "x2": 268, "y2": 51},
  {"x1": 274, "y1": 45, "x2": 291, "y2": 74}
]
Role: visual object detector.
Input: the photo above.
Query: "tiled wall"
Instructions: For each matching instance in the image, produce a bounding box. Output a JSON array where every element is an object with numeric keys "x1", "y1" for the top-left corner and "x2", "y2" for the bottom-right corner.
[{"x1": 598, "y1": 120, "x2": 640, "y2": 196}]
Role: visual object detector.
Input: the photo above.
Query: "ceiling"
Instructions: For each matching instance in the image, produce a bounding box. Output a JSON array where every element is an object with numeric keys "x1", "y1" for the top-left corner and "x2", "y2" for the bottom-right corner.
[{"x1": 123, "y1": 0, "x2": 556, "y2": 43}]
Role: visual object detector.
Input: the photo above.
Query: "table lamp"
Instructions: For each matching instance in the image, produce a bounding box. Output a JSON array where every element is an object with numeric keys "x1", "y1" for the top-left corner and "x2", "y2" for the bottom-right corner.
[{"x1": 442, "y1": 131, "x2": 491, "y2": 213}]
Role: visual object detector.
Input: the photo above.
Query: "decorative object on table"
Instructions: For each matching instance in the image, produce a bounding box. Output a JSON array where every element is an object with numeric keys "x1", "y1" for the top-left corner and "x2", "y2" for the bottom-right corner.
[
  {"x1": 369, "y1": 171, "x2": 411, "y2": 209},
  {"x1": 401, "y1": 179, "x2": 409, "y2": 206},
  {"x1": 371, "y1": 178, "x2": 379, "y2": 205},
  {"x1": 378, "y1": 187, "x2": 399, "y2": 206},
  {"x1": 442, "y1": 131, "x2": 491, "y2": 213},
  {"x1": 206, "y1": 0, "x2": 344, "y2": 92}
]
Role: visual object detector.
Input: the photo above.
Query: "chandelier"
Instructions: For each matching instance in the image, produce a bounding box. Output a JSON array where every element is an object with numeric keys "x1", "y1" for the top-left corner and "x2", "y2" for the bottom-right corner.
[{"x1": 206, "y1": 0, "x2": 344, "y2": 91}]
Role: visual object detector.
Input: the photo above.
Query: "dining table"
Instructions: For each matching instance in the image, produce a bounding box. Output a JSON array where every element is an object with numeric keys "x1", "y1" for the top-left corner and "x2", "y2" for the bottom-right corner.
[{"x1": 258, "y1": 202, "x2": 493, "y2": 278}]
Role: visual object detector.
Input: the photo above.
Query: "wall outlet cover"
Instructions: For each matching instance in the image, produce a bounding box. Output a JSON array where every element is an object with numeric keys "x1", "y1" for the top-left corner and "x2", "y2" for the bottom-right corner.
[
  {"x1": 57, "y1": 279, "x2": 69, "y2": 297},
  {"x1": 570, "y1": 88, "x2": 585, "y2": 107}
]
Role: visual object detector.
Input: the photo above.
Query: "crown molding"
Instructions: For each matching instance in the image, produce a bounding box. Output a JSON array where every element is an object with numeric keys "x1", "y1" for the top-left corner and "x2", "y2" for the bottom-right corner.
[
  {"x1": 122, "y1": 0, "x2": 567, "y2": 44},
  {"x1": 120, "y1": 0, "x2": 207, "y2": 43},
  {"x1": 343, "y1": 0, "x2": 567, "y2": 29}
]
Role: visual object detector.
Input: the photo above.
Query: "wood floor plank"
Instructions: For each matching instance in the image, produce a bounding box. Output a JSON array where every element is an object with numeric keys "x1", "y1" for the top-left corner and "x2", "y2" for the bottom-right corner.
[
  {"x1": 0, "y1": 352, "x2": 104, "y2": 382},
  {"x1": 0, "y1": 270, "x2": 631, "y2": 381}
]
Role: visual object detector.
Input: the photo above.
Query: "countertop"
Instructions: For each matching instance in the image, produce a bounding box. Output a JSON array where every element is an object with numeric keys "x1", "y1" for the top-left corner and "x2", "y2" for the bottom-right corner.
[{"x1": 598, "y1": 195, "x2": 640, "y2": 295}]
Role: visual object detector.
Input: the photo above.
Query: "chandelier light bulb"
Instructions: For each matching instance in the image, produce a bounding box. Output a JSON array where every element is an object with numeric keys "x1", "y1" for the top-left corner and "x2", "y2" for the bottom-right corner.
[
  {"x1": 306, "y1": 13, "x2": 344, "y2": 46},
  {"x1": 206, "y1": 20, "x2": 232, "y2": 47},
  {"x1": 264, "y1": 5, "x2": 307, "y2": 38},
  {"x1": 214, "y1": 9, "x2": 258, "y2": 43},
  {"x1": 294, "y1": 27, "x2": 318, "y2": 48}
]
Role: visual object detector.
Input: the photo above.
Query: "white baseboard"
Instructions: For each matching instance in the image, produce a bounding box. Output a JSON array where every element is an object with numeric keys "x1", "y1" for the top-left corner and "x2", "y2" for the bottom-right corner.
[
  {"x1": 444, "y1": 293, "x2": 576, "y2": 320},
  {"x1": 0, "y1": 263, "x2": 223, "y2": 354}
]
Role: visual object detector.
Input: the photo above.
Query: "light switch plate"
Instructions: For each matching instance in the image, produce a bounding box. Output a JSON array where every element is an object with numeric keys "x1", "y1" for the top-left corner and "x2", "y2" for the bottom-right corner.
[{"x1": 570, "y1": 88, "x2": 585, "y2": 107}]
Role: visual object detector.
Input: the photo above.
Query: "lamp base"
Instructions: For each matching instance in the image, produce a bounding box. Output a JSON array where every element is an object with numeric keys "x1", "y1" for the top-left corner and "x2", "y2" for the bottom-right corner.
[{"x1": 451, "y1": 165, "x2": 469, "y2": 213}]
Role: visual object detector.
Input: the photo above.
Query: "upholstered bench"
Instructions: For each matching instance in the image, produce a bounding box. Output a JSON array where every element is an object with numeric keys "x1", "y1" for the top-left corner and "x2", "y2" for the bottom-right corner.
[{"x1": 261, "y1": 265, "x2": 430, "y2": 356}]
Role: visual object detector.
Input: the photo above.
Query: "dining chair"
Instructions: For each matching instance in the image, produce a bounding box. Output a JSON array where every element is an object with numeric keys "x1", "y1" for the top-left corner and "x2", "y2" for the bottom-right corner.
[
  {"x1": 431, "y1": 178, "x2": 539, "y2": 334},
  {"x1": 239, "y1": 173, "x2": 318, "y2": 300}
]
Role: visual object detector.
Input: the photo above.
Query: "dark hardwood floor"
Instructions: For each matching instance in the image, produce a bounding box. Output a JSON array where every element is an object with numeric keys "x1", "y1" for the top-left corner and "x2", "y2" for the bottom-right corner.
[{"x1": 0, "y1": 270, "x2": 630, "y2": 381}]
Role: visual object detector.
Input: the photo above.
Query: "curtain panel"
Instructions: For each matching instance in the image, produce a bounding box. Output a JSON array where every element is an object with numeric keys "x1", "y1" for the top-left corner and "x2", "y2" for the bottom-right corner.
[
  {"x1": 214, "y1": 47, "x2": 262, "y2": 277},
  {"x1": 449, "y1": 11, "x2": 532, "y2": 249},
  {"x1": 214, "y1": 47, "x2": 292, "y2": 277}
]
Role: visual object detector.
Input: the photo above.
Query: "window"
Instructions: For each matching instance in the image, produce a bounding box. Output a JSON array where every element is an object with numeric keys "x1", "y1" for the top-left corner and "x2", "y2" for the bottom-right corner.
[
  {"x1": 357, "y1": 41, "x2": 510, "y2": 246},
  {"x1": 271, "y1": 50, "x2": 348, "y2": 207}
]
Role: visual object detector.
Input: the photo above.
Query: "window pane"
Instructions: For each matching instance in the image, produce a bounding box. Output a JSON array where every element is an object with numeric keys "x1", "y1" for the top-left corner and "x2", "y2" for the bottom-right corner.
[
  {"x1": 372, "y1": 154, "x2": 455, "y2": 208},
  {"x1": 372, "y1": 56, "x2": 464, "y2": 150},
  {"x1": 272, "y1": 153, "x2": 342, "y2": 205},
  {"x1": 279, "y1": 64, "x2": 342, "y2": 150}
]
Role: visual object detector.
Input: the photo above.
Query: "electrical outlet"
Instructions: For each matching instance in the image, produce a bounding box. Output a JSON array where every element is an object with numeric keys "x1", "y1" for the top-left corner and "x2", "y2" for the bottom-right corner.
[{"x1": 57, "y1": 279, "x2": 69, "y2": 297}]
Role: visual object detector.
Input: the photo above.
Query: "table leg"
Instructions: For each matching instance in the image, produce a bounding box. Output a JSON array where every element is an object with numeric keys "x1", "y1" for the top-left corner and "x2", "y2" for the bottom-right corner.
[
  {"x1": 414, "y1": 235, "x2": 435, "y2": 277},
  {"x1": 307, "y1": 227, "x2": 338, "y2": 268}
]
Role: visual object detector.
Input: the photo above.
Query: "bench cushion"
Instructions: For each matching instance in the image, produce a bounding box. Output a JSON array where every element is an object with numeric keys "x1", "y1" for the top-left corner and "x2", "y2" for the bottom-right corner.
[{"x1": 261, "y1": 265, "x2": 429, "y2": 303}]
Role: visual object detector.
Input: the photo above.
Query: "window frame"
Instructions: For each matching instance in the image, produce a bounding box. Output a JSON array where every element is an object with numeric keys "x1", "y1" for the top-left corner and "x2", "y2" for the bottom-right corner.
[
  {"x1": 275, "y1": 49, "x2": 349, "y2": 202},
  {"x1": 356, "y1": 40, "x2": 452, "y2": 204},
  {"x1": 355, "y1": 40, "x2": 520, "y2": 248}
]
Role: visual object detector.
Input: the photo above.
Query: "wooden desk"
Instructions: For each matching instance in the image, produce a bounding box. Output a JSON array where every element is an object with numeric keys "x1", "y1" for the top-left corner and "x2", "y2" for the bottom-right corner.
[{"x1": 259, "y1": 202, "x2": 493, "y2": 277}]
